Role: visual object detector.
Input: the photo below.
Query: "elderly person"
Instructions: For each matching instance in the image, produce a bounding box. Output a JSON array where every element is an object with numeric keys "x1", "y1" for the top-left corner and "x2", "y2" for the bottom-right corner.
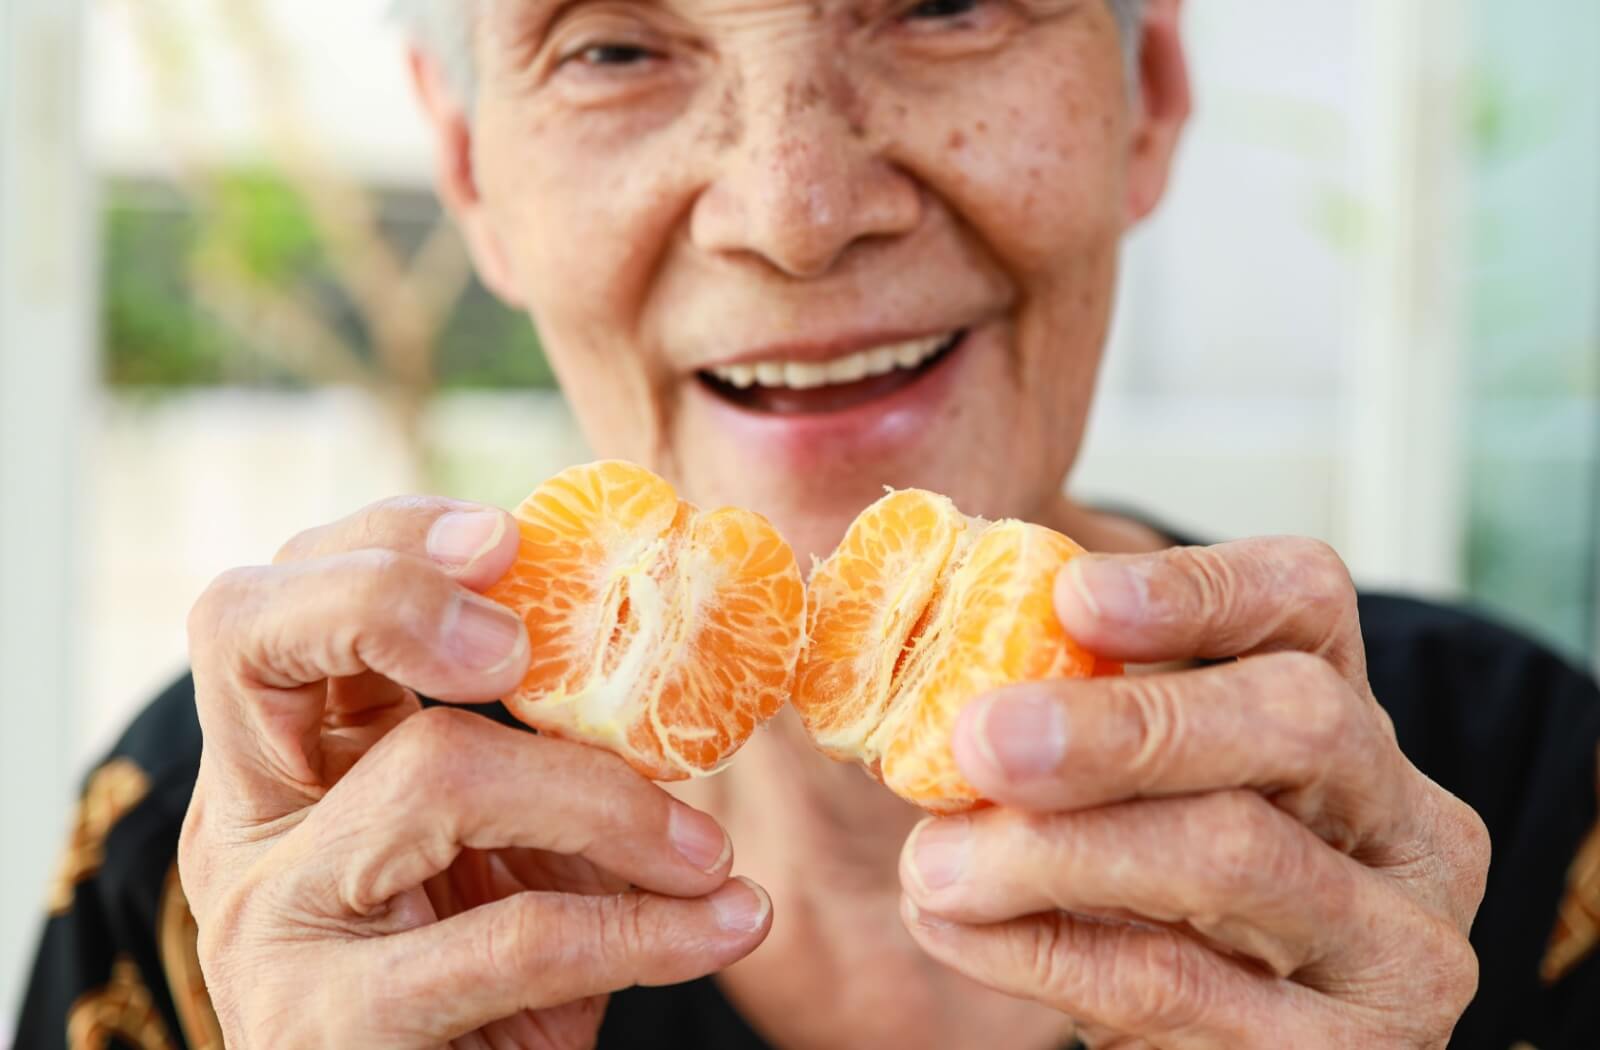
[{"x1": 17, "y1": 0, "x2": 1600, "y2": 1046}]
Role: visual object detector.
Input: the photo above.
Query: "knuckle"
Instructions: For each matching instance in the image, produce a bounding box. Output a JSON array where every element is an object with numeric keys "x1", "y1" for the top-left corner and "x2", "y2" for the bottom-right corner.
[
  {"x1": 177, "y1": 790, "x2": 216, "y2": 906},
  {"x1": 1172, "y1": 544, "x2": 1243, "y2": 619},
  {"x1": 1447, "y1": 793, "x2": 1492, "y2": 868},
  {"x1": 361, "y1": 707, "x2": 485, "y2": 832},
  {"x1": 1283, "y1": 538, "x2": 1361, "y2": 637},
  {"x1": 1006, "y1": 808, "x2": 1063, "y2": 867},
  {"x1": 1019, "y1": 912, "x2": 1076, "y2": 1000},
  {"x1": 594, "y1": 776, "x2": 656, "y2": 842},
  {"x1": 1262, "y1": 648, "x2": 1345, "y2": 695},
  {"x1": 193, "y1": 874, "x2": 256, "y2": 980},
  {"x1": 387, "y1": 706, "x2": 479, "y2": 779},
  {"x1": 1112, "y1": 677, "x2": 1186, "y2": 786},
  {"x1": 187, "y1": 566, "x2": 264, "y2": 657},
  {"x1": 1458, "y1": 806, "x2": 1493, "y2": 893},
  {"x1": 483, "y1": 898, "x2": 542, "y2": 985},
  {"x1": 1259, "y1": 652, "x2": 1355, "y2": 750},
  {"x1": 346, "y1": 546, "x2": 412, "y2": 597},
  {"x1": 273, "y1": 496, "x2": 446, "y2": 565},
  {"x1": 1286, "y1": 537, "x2": 1356, "y2": 600},
  {"x1": 1438, "y1": 930, "x2": 1481, "y2": 1019},
  {"x1": 1195, "y1": 792, "x2": 1297, "y2": 897},
  {"x1": 1021, "y1": 917, "x2": 1212, "y2": 1038},
  {"x1": 343, "y1": 549, "x2": 445, "y2": 632},
  {"x1": 1438, "y1": 792, "x2": 1492, "y2": 919},
  {"x1": 352, "y1": 495, "x2": 441, "y2": 547},
  {"x1": 271, "y1": 526, "x2": 322, "y2": 566},
  {"x1": 593, "y1": 893, "x2": 654, "y2": 975},
  {"x1": 545, "y1": 739, "x2": 658, "y2": 849},
  {"x1": 1416, "y1": 920, "x2": 1480, "y2": 1026}
]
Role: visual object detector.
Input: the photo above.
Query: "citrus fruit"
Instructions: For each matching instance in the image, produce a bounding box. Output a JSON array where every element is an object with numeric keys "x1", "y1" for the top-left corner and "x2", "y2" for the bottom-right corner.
[
  {"x1": 485, "y1": 460, "x2": 806, "y2": 780},
  {"x1": 793, "y1": 489, "x2": 1120, "y2": 812}
]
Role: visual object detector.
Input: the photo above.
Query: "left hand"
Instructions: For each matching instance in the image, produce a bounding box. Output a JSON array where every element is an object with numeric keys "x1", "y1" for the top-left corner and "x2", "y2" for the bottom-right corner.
[{"x1": 897, "y1": 537, "x2": 1491, "y2": 1048}]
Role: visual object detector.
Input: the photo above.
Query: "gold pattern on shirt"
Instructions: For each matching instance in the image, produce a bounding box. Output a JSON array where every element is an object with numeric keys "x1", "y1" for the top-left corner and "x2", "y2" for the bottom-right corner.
[
  {"x1": 1542, "y1": 814, "x2": 1600, "y2": 983},
  {"x1": 159, "y1": 863, "x2": 225, "y2": 1050},
  {"x1": 47, "y1": 758, "x2": 151, "y2": 916},
  {"x1": 66, "y1": 955, "x2": 176, "y2": 1050}
]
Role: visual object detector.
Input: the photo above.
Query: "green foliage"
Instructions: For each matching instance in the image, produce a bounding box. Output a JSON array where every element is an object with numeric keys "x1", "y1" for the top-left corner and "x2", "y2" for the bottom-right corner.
[
  {"x1": 101, "y1": 173, "x2": 557, "y2": 390},
  {"x1": 102, "y1": 181, "x2": 277, "y2": 386},
  {"x1": 203, "y1": 170, "x2": 324, "y2": 285},
  {"x1": 435, "y1": 283, "x2": 558, "y2": 390}
]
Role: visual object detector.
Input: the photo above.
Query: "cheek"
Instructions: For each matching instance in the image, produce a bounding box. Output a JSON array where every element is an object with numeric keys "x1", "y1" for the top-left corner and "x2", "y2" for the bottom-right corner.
[
  {"x1": 477, "y1": 115, "x2": 654, "y2": 332},
  {"x1": 470, "y1": 103, "x2": 702, "y2": 461},
  {"x1": 887, "y1": 50, "x2": 1128, "y2": 277},
  {"x1": 883, "y1": 51, "x2": 1125, "y2": 449}
]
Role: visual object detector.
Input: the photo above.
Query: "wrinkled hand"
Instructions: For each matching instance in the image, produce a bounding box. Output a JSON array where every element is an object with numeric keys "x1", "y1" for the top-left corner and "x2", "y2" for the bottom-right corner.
[
  {"x1": 898, "y1": 538, "x2": 1490, "y2": 1048},
  {"x1": 179, "y1": 497, "x2": 770, "y2": 1050}
]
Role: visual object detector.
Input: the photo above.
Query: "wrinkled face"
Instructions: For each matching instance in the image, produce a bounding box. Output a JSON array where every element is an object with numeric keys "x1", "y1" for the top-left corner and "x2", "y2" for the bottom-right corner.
[{"x1": 423, "y1": 0, "x2": 1186, "y2": 562}]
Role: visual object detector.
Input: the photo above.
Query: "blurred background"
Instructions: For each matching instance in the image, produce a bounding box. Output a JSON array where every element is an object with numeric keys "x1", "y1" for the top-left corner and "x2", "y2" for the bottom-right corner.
[{"x1": 2, "y1": 0, "x2": 1596, "y2": 1030}]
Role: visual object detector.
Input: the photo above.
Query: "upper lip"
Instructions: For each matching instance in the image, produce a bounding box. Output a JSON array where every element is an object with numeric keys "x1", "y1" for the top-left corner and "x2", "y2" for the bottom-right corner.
[{"x1": 694, "y1": 326, "x2": 966, "y2": 372}]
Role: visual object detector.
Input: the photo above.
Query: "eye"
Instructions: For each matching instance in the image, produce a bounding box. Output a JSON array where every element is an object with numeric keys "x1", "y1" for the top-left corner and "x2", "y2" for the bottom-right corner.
[
  {"x1": 903, "y1": 0, "x2": 980, "y2": 20},
  {"x1": 572, "y1": 42, "x2": 657, "y2": 66}
]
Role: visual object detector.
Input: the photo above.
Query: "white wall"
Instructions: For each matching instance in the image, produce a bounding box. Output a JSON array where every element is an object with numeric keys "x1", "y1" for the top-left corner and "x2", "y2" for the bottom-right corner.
[
  {"x1": 0, "y1": 0, "x2": 95, "y2": 1034},
  {"x1": 87, "y1": 0, "x2": 434, "y2": 181},
  {"x1": 1083, "y1": 0, "x2": 1467, "y2": 599}
]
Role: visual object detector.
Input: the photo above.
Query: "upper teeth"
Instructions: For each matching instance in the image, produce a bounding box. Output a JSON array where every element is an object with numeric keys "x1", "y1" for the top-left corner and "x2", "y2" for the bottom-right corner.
[{"x1": 708, "y1": 334, "x2": 952, "y2": 391}]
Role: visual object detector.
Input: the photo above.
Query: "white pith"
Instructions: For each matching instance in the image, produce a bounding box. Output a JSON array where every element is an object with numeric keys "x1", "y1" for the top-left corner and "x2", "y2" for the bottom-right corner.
[
  {"x1": 706, "y1": 333, "x2": 954, "y2": 391},
  {"x1": 559, "y1": 528, "x2": 728, "y2": 776}
]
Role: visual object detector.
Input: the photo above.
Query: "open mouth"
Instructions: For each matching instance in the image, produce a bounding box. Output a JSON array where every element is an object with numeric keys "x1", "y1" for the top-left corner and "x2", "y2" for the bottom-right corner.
[{"x1": 696, "y1": 330, "x2": 966, "y2": 415}]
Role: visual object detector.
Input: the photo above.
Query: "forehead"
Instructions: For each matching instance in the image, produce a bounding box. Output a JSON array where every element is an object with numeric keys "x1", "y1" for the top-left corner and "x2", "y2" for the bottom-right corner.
[{"x1": 482, "y1": 0, "x2": 1095, "y2": 28}]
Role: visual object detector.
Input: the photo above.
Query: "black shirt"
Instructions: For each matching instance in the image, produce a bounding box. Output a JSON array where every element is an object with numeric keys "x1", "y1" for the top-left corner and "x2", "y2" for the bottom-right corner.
[{"x1": 15, "y1": 593, "x2": 1600, "y2": 1049}]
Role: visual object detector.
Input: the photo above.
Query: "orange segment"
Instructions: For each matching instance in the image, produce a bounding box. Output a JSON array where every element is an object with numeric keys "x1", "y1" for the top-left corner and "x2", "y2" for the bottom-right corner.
[
  {"x1": 486, "y1": 461, "x2": 805, "y2": 780},
  {"x1": 794, "y1": 491, "x2": 1119, "y2": 812},
  {"x1": 794, "y1": 489, "x2": 972, "y2": 760}
]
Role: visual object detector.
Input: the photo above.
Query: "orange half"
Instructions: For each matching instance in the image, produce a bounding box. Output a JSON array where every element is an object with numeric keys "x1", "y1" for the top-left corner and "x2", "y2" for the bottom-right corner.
[
  {"x1": 486, "y1": 461, "x2": 806, "y2": 780},
  {"x1": 794, "y1": 489, "x2": 1120, "y2": 812}
]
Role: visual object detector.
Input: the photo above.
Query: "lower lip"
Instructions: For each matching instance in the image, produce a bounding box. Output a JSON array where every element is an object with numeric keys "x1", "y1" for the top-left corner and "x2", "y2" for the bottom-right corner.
[{"x1": 690, "y1": 331, "x2": 974, "y2": 465}]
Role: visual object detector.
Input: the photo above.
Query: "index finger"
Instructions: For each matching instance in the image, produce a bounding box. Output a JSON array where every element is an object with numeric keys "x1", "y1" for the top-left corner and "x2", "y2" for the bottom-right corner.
[
  {"x1": 274, "y1": 494, "x2": 521, "y2": 592},
  {"x1": 1055, "y1": 537, "x2": 1369, "y2": 692},
  {"x1": 283, "y1": 707, "x2": 735, "y2": 908}
]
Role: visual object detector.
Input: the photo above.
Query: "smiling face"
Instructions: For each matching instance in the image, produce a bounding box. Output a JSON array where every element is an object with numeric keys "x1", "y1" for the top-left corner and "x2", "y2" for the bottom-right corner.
[{"x1": 413, "y1": 0, "x2": 1189, "y2": 563}]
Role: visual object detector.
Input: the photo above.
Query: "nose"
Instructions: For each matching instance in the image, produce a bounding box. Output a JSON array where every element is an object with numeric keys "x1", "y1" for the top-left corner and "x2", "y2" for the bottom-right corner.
[{"x1": 689, "y1": 61, "x2": 922, "y2": 279}]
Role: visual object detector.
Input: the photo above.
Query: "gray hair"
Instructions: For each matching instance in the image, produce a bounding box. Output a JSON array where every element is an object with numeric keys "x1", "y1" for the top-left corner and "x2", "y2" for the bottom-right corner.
[{"x1": 396, "y1": 0, "x2": 1146, "y2": 107}]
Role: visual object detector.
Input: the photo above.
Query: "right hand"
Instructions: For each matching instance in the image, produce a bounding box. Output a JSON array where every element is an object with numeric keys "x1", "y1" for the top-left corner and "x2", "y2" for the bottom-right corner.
[{"x1": 179, "y1": 496, "x2": 772, "y2": 1050}]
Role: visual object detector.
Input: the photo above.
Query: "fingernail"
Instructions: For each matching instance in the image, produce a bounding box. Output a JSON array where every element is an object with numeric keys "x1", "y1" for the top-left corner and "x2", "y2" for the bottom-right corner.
[
  {"x1": 709, "y1": 877, "x2": 770, "y2": 933},
  {"x1": 909, "y1": 817, "x2": 970, "y2": 893},
  {"x1": 974, "y1": 695, "x2": 1066, "y2": 780},
  {"x1": 669, "y1": 805, "x2": 731, "y2": 873},
  {"x1": 427, "y1": 510, "x2": 507, "y2": 567},
  {"x1": 902, "y1": 895, "x2": 955, "y2": 930},
  {"x1": 444, "y1": 594, "x2": 527, "y2": 672},
  {"x1": 1067, "y1": 558, "x2": 1145, "y2": 622}
]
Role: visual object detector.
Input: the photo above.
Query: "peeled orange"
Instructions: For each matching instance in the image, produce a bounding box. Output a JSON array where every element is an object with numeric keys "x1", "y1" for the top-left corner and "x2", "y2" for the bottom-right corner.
[
  {"x1": 485, "y1": 461, "x2": 806, "y2": 780},
  {"x1": 793, "y1": 489, "x2": 1120, "y2": 812}
]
